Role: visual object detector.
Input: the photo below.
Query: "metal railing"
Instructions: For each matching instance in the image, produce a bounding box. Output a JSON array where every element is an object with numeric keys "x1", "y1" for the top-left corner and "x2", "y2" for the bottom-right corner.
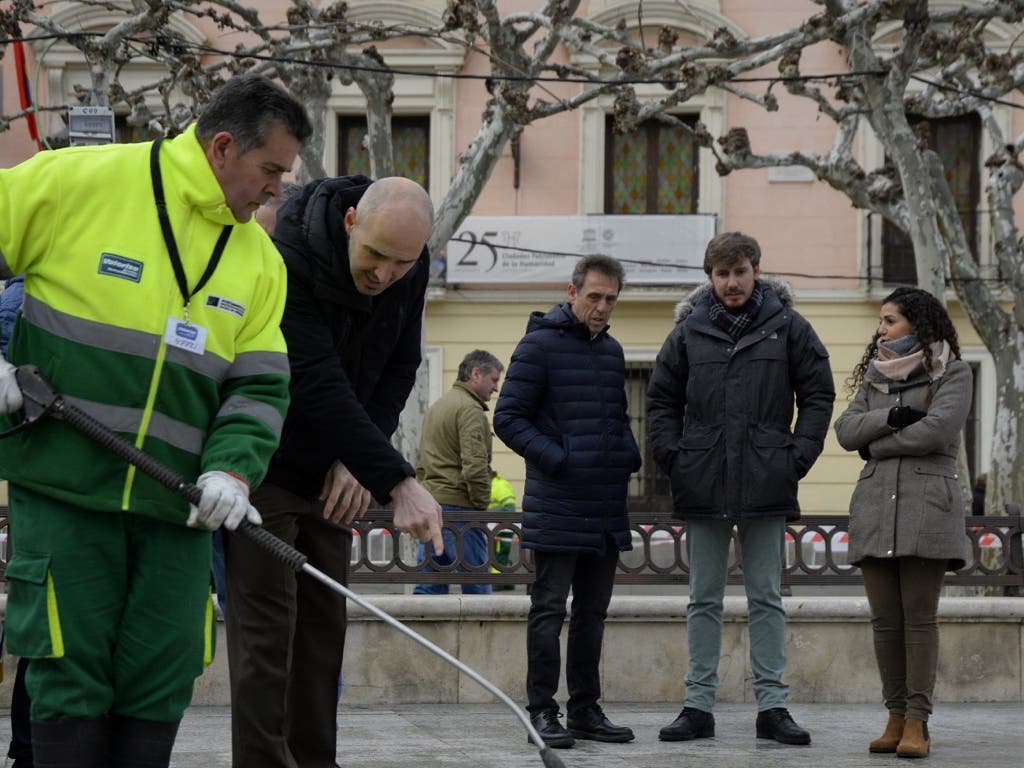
[
  {"x1": 342, "y1": 506, "x2": 1024, "y2": 593},
  {"x1": 1, "y1": 506, "x2": 1021, "y2": 593}
]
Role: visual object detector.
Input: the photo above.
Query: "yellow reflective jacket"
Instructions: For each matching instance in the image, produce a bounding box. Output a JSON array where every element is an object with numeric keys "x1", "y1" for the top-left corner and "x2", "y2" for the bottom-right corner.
[
  {"x1": 489, "y1": 472, "x2": 517, "y2": 513},
  {"x1": 0, "y1": 125, "x2": 289, "y2": 523}
]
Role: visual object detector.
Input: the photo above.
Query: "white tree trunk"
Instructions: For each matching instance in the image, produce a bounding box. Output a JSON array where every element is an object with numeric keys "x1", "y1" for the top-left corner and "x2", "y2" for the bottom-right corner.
[
  {"x1": 358, "y1": 73, "x2": 395, "y2": 180},
  {"x1": 429, "y1": 104, "x2": 520, "y2": 256}
]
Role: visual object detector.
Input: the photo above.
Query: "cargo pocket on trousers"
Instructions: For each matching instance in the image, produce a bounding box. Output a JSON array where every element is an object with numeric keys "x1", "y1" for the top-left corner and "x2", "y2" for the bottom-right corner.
[{"x1": 4, "y1": 552, "x2": 65, "y2": 659}]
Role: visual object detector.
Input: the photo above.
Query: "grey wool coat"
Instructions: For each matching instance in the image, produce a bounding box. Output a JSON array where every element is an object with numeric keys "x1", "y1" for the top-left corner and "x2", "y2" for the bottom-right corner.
[{"x1": 833, "y1": 358, "x2": 972, "y2": 570}]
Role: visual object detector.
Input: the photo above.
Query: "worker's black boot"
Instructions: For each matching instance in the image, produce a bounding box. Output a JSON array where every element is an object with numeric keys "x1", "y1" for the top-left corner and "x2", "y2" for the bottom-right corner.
[
  {"x1": 31, "y1": 717, "x2": 111, "y2": 768},
  {"x1": 109, "y1": 716, "x2": 180, "y2": 768}
]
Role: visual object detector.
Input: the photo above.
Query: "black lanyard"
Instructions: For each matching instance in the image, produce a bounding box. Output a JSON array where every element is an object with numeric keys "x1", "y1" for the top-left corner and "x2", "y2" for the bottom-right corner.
[{"x1": 150, "y1": 137, "x2": 232, "y2": 322}]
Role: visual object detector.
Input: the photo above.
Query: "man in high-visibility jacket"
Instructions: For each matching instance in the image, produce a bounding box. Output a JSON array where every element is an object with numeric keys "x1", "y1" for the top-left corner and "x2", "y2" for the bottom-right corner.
[{"x1": 0, "y1": 74, "x2": 311, "y2": 768}]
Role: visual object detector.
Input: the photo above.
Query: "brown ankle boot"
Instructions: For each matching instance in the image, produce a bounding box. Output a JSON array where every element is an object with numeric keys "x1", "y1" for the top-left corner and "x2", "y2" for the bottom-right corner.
[
  {"x1": 869, "y1": 712, "x2": 905, "y2": 753},
  {"x1": 896, "y1": 717, "x2": 930, "y2": 758}
]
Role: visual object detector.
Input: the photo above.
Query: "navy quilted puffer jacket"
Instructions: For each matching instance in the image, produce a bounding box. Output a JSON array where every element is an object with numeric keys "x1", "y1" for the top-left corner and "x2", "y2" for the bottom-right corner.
[{"x1": 493, "y1": 303, "x2": 642, "y2": 554}]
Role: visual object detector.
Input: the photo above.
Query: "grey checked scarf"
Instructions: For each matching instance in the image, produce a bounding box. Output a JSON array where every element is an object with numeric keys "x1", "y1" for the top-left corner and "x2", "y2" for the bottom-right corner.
[{"x1": 707, "y1": 282, "x2": 765, "y2": 340}]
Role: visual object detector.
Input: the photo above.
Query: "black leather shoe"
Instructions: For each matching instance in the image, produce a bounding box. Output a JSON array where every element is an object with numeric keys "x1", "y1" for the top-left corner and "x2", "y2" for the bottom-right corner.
[
  {"x1": 567, "y1": 706, "x2": 635, "y2": 743},
  {"x1": 528, "y1": 710, "x2": 575, "y2": 749},
  {"x1": 658, "y1": 707, "x2": 715, "y2": 741},
  {"x1": 756, "y1": 707, "x2": 811, "y2": 745}
]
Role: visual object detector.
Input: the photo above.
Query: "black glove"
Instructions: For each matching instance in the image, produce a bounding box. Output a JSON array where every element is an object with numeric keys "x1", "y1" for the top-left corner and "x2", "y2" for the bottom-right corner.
[
  {"x1": 858, "y1": 445, "x2": 872, "y2": 461},
  {"x1": 888, "y1": 406, "x2": 927, "y2": 429}
]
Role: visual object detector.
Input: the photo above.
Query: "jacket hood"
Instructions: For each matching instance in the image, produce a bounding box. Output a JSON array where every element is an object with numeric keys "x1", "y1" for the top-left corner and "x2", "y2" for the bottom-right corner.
[
  {"x1": 673, "y1": 275, "x2": 794, "y2": 324},
  {"x1": 272, "y1": 175, "x2": 427, "y2": 307}
]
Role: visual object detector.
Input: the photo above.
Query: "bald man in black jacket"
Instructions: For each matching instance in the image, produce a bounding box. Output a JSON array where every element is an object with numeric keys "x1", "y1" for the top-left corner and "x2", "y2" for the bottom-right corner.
[{"x1": 224, "y1": 175, "x2": 443, "y2": 768}]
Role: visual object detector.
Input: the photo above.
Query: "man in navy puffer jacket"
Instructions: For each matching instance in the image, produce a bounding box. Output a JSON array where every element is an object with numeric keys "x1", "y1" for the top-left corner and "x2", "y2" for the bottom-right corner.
[{"x1": 494, "y1": 255, "x2": 642, "y2": 750}]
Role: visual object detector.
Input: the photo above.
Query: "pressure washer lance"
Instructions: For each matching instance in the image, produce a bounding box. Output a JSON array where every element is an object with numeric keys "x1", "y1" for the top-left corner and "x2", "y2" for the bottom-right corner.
[{"x1": 11, "y1": 365, "x2": 567, "y2": 768}]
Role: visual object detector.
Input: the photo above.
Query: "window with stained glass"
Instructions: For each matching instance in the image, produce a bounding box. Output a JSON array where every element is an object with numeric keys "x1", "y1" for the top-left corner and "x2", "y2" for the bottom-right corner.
[
  {"x1": 604, "y1": 116, "x2": 698, "y2": 214},
  {"x1": 337, "y1": 115, "x2": 429, "y2": 189},
  {"x1": 881, "y1": 114, "x2": 980, "y2": 284}
]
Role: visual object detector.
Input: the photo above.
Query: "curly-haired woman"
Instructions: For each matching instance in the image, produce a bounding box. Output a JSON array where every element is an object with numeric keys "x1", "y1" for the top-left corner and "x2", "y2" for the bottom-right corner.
[{"x1": 834, "y1": 287, "x2": 971, "y2": 758}]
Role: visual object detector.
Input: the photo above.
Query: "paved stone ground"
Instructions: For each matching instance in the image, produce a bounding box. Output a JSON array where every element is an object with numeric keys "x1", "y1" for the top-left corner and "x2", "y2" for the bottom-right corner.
[{"x1": 7, "y1": 701, "x2": 1014, "y2": 768}]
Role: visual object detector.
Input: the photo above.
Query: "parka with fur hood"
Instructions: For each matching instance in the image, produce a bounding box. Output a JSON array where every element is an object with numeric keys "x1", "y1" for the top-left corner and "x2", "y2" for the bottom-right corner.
[{"x1": 646, "y1": 277, "x2": 835, "y2": 521}]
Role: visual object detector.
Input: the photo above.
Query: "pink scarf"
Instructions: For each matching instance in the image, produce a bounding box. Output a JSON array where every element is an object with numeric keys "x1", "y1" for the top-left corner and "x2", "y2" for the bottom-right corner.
[{"x1": 866, "y1": 336, "x2": 950, "y2": 393}]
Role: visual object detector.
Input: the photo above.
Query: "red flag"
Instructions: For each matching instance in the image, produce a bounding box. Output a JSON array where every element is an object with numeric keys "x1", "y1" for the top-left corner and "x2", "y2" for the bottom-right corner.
[{"x1": 12, "y1": 38, "x2": 42, "y2": 150}]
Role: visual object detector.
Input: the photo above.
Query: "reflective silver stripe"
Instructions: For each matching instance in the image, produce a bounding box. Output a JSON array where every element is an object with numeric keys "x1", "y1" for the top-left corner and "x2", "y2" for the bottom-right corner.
[
  {"x1": 25, "y1": 295, "x2": 243, "y2": 384},
  {"x1": 218, "y1": 395, "x2": 284, "y2": 438},
  {"x1": 24, "y1": 295, "x2": 159, "y2": 358},
  {"x1": 148, "y1": 412, "x2": 206, "y2": 455},
  {"x1": 63, "y1": 396, "x2": 206, "y2": 456},
  {"x1": 165, "y1": 344, "x2": 231, "y2": 382},
  {"x1": 229, "y1": 350, "x2": 290, "y2": 379}
]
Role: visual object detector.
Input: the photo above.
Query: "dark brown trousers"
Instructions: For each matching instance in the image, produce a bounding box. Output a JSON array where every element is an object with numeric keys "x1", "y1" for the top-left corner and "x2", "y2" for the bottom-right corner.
[
  {"x1": 860, "y1": 556, "x2": 947, "y2": 721},
  {"x1": 224, "y1": 483, "x2": 350, "y2": 768}
]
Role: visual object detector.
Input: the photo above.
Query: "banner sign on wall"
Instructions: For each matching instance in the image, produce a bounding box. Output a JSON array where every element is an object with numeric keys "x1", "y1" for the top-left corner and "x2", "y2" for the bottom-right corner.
[{"x1": 445, "y1": 214, "x2": 716, "y2": 285}]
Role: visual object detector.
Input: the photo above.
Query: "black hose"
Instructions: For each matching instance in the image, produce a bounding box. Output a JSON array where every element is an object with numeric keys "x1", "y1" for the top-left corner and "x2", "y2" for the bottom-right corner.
[
  {"x1": 57, "y1": 402, "x2": 198, "y2": 501},
  {"x1": 55, "y1": 400, "x2": 308, "y2": 572},
  {"x1": 237, "y1": 521, "x2": 307, "y2": 571},
  {"x1": 28, "y1": 379, "x2": 554, "y2": 766}
]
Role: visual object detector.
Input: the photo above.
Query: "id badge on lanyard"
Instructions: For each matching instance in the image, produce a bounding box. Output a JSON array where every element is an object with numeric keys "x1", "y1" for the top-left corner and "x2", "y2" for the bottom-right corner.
[
  {"x1": 150, "y1": 137, "x2": 232, "y2": 356},
  {"x1": 164, "y1": 316, "x2": 208, "y2": 355}
]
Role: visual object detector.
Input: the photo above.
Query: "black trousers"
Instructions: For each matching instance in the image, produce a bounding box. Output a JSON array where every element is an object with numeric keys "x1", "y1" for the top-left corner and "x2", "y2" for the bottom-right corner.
[
  {"x1": 224, "y1": 483, "x2": 350, "y2": 768},
  {"x1": 8, "y1": 656, "x2": 32, "y2": 764},
  {"x1": 526, "y1": 546, "x2": 619, "y2": 717}
]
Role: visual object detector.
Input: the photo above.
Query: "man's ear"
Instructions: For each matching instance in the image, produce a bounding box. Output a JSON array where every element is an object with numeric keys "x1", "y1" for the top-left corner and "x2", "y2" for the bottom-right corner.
[
  {"x1": 343, "y1": 206, "x2": 357, "y2": 234},
  {"x1": 206, "y1": 131, "x2": 235, "y2": 169}
]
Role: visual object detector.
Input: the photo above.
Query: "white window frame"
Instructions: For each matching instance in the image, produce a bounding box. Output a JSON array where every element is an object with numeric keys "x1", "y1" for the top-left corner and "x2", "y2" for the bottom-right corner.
[
  {"x1": 859, "y1": 4, "x2": 1017, "y2": 285},
  {"x1": 960, "y1": 345, "x2": 995, "y2": 478},
  {"x1": 574, "y1": 1, "x2": 739, "y2": 218},
  {"x1": 324, "y1": 1, "x2": 466, "y2": 205},
  {"x1": 31, "y1": 4, "x2": 207, "y2": 138}
]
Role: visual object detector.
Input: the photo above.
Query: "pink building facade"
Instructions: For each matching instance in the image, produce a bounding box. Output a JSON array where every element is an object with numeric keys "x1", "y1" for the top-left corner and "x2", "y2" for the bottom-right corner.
[{"x1": 2, "y1": 0, "x2": 1021, "y2": 510}]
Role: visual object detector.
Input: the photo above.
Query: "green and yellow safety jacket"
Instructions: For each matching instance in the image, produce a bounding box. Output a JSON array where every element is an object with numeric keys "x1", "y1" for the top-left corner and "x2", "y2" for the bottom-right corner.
[{"x1": 0, "y1": 125, "x2": 290, "y2": 524}]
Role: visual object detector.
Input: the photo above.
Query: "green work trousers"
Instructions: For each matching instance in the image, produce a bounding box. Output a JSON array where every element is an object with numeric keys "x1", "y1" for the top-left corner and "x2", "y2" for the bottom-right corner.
[{"x1": 4, "y1": 484, "x2": 214, "y2": 721}]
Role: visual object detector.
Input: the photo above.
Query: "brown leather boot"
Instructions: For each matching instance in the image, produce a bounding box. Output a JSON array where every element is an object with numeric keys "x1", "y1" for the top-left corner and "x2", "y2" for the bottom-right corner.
[
  {"x1": 869, "y1": 712, "x2": 905, "y2": 753},
  {"x1": 896, "y1": 717, "x2": 930, "y2": 758}
]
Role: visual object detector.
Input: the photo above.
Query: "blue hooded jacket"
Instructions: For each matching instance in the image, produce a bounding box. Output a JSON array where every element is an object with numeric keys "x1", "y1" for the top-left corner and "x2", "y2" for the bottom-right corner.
[
  {"x1": 493, "y1": 303, "x2": 642, "y2": 554},
  {"x1": 0, "y1": 274, "x2": 25, "y2": 356}
]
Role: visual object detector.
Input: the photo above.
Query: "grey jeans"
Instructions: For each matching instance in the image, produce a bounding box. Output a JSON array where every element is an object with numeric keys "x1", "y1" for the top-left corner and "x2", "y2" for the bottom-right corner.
[
  {"x1": 684, "y1": 517, "x2": 789, "y2": 712},
  {"x1": 859, "y1": 556, "x2": 947, "y2": 721}
]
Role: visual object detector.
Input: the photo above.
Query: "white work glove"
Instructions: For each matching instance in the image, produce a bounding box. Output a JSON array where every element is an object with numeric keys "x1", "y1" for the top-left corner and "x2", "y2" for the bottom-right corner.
[
  {"x1": 187, "y1": 471, "x2": 263, "y2": 531},
  {"x1": 0, "y1": 356, "x2": 23, "y2": 414}
]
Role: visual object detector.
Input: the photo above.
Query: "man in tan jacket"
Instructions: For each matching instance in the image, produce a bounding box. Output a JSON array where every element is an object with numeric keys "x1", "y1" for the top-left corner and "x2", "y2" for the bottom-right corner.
[{"x1": 414, "y1": 349, "x2": 504, "y2": 594}]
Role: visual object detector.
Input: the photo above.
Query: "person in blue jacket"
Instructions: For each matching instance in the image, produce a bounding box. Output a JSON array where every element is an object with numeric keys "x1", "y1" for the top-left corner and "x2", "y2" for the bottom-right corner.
[
  {"x1": 1, "y1": 273, "x2": 30, "y2": 768},
  {"x1": 0, "y1": 274, "x2": 23, "y2": 354},
  {"x1": 494, "y1": 255, "x2": 642, "y2": 750}
]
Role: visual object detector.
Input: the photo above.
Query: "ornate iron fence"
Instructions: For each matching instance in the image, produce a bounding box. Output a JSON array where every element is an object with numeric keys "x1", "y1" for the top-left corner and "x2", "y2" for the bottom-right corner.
[
  {"x1": 343, "y1": 506, "x2": 1024, "y2": 593},
  {"x1": 1, "y1": 506, "x2": 1021, "y2": 593}
]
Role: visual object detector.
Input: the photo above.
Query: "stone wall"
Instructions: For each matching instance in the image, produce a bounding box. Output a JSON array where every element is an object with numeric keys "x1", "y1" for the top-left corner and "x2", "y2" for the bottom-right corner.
[{"x1": 2, "y1": 596, "x2": 1022, "y2": 706}]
